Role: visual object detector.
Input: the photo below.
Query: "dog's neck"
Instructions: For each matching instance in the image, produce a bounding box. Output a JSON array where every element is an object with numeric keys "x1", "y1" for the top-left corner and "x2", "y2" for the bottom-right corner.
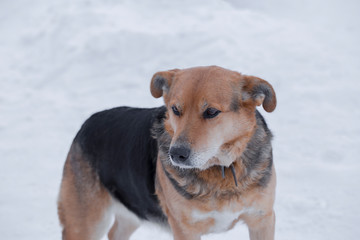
[
  {"x1": 160, "y1": 158, "x2": 247, "y2": 201},
  {"x1": 220, "y1": 165, "x2": 238, "y2": 187},
  {"x1": 159, "y1": 138, "x2": 273, "y2": 201}
]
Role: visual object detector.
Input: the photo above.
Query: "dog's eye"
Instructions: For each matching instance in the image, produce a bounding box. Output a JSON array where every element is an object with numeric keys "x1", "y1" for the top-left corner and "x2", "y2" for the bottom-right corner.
[
  {"x1": 203, "y1": 108, "x2": 221, "y2": 119},
  {"x1": 172, "y1": 105, "x2": 180, "y2": 116}
]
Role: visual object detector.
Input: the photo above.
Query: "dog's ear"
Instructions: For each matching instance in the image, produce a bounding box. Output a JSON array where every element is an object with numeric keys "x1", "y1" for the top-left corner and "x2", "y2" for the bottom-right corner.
[
  {"x1": 242, "y1": 75, "x2": 277, "y2": 112},
  {"x1": 150, "y1": 69, "x2": 179, "y2": 98}
]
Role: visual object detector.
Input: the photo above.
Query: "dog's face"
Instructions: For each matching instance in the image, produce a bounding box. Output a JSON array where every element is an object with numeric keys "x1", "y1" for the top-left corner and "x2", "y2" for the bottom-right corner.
[{"x1": 150, "y1": 66, "x2": 276, "y2": 170}]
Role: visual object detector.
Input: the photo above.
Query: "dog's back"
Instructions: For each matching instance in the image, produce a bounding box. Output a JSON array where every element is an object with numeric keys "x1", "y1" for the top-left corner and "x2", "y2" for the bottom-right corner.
[{"x1": 74, "y1": 106, "x2": 167, "y2": 221}]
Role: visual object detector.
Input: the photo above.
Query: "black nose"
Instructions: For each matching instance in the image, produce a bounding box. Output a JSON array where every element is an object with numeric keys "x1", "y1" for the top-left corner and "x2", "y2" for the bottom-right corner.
[{"x1": 170, "y1": 146, "x2": 191, "y2": 163}]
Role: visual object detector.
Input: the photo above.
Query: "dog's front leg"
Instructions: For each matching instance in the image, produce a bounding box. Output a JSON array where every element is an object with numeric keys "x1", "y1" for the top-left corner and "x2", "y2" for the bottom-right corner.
[
  {"x1": 167, "y1": 213, "x2": 201, "y2": 240},
  {"x1": 247, "y1": 211, "x2": 275, "y2": 240}
]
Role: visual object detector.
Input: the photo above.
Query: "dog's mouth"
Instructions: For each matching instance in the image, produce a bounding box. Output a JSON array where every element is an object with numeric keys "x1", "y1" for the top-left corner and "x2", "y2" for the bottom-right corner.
[
  {"x1": 170, "y1": 156, "x2": 239, "y2": 187},
  {"x1": 168, "y1": 148, "x2": 239, "y2": 187}
]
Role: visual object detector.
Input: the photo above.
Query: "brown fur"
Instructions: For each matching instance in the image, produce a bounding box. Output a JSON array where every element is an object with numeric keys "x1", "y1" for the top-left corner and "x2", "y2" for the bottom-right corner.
[
  {"x1": 58, "y1": 143, "x2": 113, "y2": 240},
  {"x1": 156, "y1": 161, "x2": 276, "y2": 239},
  {"x1": 152, "y1": 66, "x2": 276, "y2": 239}
]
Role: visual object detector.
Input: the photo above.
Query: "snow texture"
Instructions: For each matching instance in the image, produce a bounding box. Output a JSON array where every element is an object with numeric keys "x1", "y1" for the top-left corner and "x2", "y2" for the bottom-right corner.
[{"x1": 0, "y1": 0, "x2": 359, "y2": 239}]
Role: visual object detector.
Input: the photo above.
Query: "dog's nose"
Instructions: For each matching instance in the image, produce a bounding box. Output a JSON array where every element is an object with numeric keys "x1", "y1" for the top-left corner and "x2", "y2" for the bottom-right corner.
[{"x1": 170, "y1": 146, "x2": 190, "y2": 163}]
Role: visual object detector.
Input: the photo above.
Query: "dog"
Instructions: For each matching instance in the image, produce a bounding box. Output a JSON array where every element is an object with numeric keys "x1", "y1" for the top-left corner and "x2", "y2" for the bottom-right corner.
[{"x1": 58, "y1": 65, "x2": 277, "y2": 240}]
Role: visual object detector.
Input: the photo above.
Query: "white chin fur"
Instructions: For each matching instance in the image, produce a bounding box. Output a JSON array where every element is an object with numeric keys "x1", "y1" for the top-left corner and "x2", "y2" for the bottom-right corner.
[
  {"x1": 169, "y1": 147, "x2": 231, "y2": 170},
  {"x1": 170, "y1": 160, "x2": 195, "y2": 169}
]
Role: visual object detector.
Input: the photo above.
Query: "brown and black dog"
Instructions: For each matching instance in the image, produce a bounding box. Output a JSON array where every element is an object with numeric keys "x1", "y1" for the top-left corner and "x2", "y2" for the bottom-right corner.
[{"x1": 58, "y1": 66, "x2": 277, "y2": 240}]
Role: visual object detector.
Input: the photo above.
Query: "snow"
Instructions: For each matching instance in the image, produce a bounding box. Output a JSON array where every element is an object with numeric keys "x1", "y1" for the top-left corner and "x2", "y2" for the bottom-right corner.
[{"x1": 0, "y1": 0, "x2": 359, "y2": 239}]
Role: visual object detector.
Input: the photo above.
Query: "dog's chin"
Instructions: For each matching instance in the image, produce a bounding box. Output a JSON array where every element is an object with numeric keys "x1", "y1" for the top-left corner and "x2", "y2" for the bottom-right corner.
[
  {"x1": 170, "y1": 161, "x2": 195, "y2": 169},
  {"x1": 170, "y1": 159, "x2": 213, "y2": 170},
  {"x1": 169, "y1": 152, "x2": 235, "y2": 171},
  {"x1": 169, "y1": 158, "x2": 205, "y2": 170}
]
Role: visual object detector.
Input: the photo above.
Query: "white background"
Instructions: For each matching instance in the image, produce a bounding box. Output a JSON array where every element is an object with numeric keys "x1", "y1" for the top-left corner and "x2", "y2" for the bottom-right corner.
[{"x1": 0, "y1": 0, "x2": 359, "y2": 239}]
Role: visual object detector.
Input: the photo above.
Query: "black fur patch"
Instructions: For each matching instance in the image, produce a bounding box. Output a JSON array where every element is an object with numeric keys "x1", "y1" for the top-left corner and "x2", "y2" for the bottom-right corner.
[{"x1": 74, "y1": 106, "x2": 167, "y2": 222}]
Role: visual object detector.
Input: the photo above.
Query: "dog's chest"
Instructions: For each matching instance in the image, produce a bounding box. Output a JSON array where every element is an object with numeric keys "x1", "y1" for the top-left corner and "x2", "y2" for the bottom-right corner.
[{"x1": 190, "y1": 206, "x2": 259, "y2": 233}]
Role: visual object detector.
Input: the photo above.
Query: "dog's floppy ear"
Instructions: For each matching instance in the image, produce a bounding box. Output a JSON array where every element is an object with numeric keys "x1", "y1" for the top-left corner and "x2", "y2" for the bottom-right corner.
[
  {"x1": 242, "y1": 75, "x2": 277, "y2": 112},
  {"x1": 150, "y1": 69, "x2": 179, "y2": 98}
]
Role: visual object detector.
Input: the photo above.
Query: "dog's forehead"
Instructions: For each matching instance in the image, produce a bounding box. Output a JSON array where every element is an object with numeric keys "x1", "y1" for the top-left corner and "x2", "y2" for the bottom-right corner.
[
  {"x1": 175, "y1": 66, "x2": 238, "y2": 83},
  {"x1": 169, "y1": 66, "x2": 240, "y2": 106}
]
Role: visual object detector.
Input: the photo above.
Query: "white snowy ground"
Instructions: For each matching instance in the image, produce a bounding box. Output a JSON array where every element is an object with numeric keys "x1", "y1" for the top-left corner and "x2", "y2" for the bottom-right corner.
[{"x1": 0, "y1": 0, "x2": 359, "y2": 239}]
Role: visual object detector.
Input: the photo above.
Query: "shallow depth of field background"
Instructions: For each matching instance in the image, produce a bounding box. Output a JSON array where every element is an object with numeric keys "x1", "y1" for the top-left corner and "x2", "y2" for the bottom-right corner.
[{"x1": 0, "y1": 0, "x2": 359, "y2": 239}]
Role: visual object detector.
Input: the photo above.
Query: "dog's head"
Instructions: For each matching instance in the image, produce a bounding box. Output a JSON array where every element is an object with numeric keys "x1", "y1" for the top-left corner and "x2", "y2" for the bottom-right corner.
[{"x1": 150, "y1": 66, "x2": 276, "y2": 170}]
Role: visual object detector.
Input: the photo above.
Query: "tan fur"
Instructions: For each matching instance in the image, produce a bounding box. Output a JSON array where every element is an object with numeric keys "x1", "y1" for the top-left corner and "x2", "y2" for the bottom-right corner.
[
  {"x1": 58, "y1": 143, "x2": 113, "y2": 240},
  {"x1": 58, "y1": 144, "x2": 142, "y2": 240},
  {"x1": 156, "y1": 161, "x2": 276, "y2": 239},
  {"x1": 153, "y1": 66, "x2": 276, "y2": 239},
  {"x1": 155, "y1": 66, "x2": 272, "y2": 170}
]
